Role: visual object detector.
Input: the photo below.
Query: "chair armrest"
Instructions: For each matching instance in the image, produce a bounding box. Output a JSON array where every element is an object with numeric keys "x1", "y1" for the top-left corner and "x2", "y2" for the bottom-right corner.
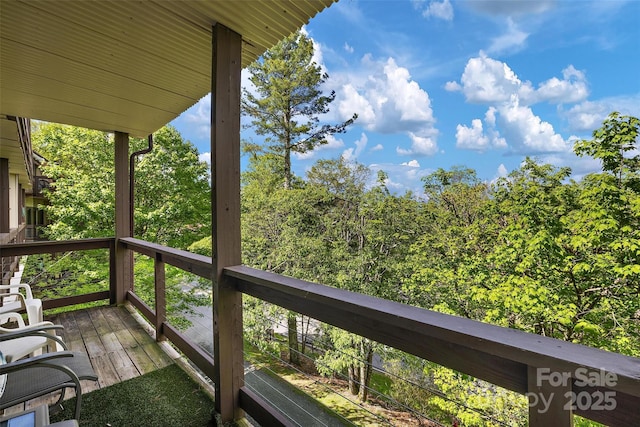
[
  {"x1": 0, "y1": 312, "x2": 27, "y2": 329},
  {"x1": 0, "y1": 292, "x2": 26, "y2": 305},
  {"x1": 0, "y1": 324, "x2": 67, "y2": 350},
  {"x1": 0, "y1": 351, "x2": 75, "y2": 375},
  {"x1": 0, "y1": 293, "x2": 27, "y2": 314},
  {"x1": 0, "y1": 283, "x2": 34, "y2": 299}
]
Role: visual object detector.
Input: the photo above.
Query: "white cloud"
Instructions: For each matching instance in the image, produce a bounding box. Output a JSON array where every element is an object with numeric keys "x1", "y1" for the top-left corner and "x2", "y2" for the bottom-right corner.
[
  {"x1": 335, "y1": 56, "x2": 438, "y2": 156},
  {"x1": 456, "y1": 112, "x2": 507, "y2": 152},
  {"x1": 402, "y1": 159, "x2": 421, "y2": 167},
  {"x1": 456, "y1": 119, "x2": 490, "y2": 150},
  {"x1": 496, "y1": 163, "x2": 508, "y2": 178},
  {"x1": 444, "y1": 80, "x2": 462, "y2": 92},
  {"x1": 397, "y1": 132, "x2": 439, "y2": 156},
  {"x1": 531, "y1": 66, "x2": 589, "y2": 104},
  {"x1": 449, "y1": 54, "x2": 598, "y2": 155},
  {"x1": 485, "y1": 106, "x2": 498, "y2": 126},
  {"x1": 456, "y1": 54, "x2": 590, "y2": 107},
  {"x1": 342, "y1": 133, "x2": 368, "y2": 162},
  {"x1": 458, "y1": 53, "x2": 523, "y2": 103},
  {"x1": 421, "y1": 0, "x2": 454, "y2": 21},
  {"x1": 339, "y1": 84, "x2": 376, "y2": 124},
  {"x1": 499, "y1": 97, "x2": 569, "y2": 153},
  {"x1": 185, "y1": 94, "x2": 211, "y2": 138},
  {"x1": 370, "y1": 143, "x2": 384, "y2": 152},
  {"x1": 199, "y1": 152, "x2": 211, "y2": 166},
  {"x1": 487, "y1": 18, "x2": 529, "y2": 54},
  {"x1": 564, "y1": 101, "x2": 608, "y2": 131},
  {"x1": 563, "y1": 94, "x2": 640, "y2": 131},
  {"x1": 344, "y1": 42, "x2": 354, "y2": 54}
]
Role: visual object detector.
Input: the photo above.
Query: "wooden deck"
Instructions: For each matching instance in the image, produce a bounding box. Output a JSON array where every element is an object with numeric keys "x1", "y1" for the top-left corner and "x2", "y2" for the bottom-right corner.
[{"x1": 4, "y1": 303, "x2": 177, "y2": 415}]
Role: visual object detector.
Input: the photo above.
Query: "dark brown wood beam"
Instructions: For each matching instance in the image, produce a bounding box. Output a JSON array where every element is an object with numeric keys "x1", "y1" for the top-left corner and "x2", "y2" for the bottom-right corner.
[
  {"x1": 225, "y1": 265, "x2": 640, "y2": 424},
  {"x1": 211, "y1": 23, "x2": 243, "y2": 423},
  {"x1": 114, "y1": 131, "x2": 133, "y2": 304}
]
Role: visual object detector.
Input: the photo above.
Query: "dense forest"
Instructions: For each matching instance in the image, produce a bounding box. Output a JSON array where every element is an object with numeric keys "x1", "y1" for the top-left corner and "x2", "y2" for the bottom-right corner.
[{"x1": 25, "y1": 30, "x2": 639, "y2": 426}]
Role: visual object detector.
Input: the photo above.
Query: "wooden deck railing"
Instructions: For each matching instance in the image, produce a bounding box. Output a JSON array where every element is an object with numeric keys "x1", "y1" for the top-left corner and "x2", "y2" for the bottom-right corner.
[{"x1": 1, "y1": 237, "x2": 638, "y2": 426}]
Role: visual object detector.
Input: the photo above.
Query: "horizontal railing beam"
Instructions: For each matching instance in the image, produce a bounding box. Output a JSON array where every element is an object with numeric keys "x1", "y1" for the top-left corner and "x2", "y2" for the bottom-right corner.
[
  {"x1": 126, "y1": 290, "x2": 156, "y2": 325},
  {"x1": 119, "y1": 237, "x2": 213, "y2": 279},
  {"x1": 42, "y1": 291, "x2": 111, "y2": 310},
  {"x1": 225, "y1": 265, "x2": 640, "y2": 403},
  {"x1": 164, "y1": 323, "x2": 216, "y2": 381},
  {"x1": 0, "y1": 237, "x2": 113, "y2": 256},
  {"x1": 239, "y1": 386, "x2": 291, "y2": 427}
]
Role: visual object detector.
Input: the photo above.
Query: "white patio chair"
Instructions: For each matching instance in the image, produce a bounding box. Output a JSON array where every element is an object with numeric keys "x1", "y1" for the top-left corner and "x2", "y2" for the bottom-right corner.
[
  {"x1": 0, "y1": 312, "x2": 65, "y2": 362},
  {"x1": 0, "y1": 283, "x2": 43, "y2": 325}
]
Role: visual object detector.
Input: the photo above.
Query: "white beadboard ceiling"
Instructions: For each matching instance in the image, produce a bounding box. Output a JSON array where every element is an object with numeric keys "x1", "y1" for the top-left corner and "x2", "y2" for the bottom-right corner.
[{"x1": 0, "y1": 0, "x2": 335, "y2": 137}]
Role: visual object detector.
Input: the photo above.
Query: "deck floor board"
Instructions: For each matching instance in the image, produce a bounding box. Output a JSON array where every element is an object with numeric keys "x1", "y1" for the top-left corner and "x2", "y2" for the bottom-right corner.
[{"x1": 2, "y1": 304, "x2": 176, "y2": 416}]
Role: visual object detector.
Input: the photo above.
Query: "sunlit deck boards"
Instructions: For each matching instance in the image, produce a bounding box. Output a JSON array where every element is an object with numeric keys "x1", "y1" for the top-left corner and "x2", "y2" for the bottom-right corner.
[{"x1": 5, "y1": 304, "x2": 175, "y2": 415}]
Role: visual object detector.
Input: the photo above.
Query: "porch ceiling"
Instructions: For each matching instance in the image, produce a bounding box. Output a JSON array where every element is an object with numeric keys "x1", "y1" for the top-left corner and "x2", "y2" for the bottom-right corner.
[{"x1": 0, "y1": 0, "x2": 335, "y2": 137}]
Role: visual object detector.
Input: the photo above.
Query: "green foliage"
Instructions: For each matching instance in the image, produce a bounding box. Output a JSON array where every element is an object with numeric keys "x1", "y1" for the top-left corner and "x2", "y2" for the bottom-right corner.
[
  {"x1": 33, "y1": 123, "x2": 210, "y2": 247},
  {"x1": 242, "y1": 31, "x2": 357, "y2": 189},
  {"x1": 574, "y1": 112, "x2": 639, "y2": 187},
  {"x1": 22, "y1": 250, "x2": 110, "y2": 313},
  {"x1": 187, "y1": 236, "x2": 213, "y2": 257},
  {"x1": 132, "y1": 255, "x2": 210, "y2": 330},
  {"x1": 428, "y1": 365, "x2": 527, "y2": 426},
  {"x1": 32, "y1": 123, "x2": 116, "y2": 239},
  {"x1": 131, "y1": 126, "x2": 211, "y2": 249},
  {"x1": 30, "y1": 123, "x2": 212, "y2": 325}
]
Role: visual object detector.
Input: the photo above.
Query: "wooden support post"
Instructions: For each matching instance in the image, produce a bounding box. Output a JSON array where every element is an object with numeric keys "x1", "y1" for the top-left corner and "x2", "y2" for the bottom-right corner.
[
  {"x1": 0, "y1": 158, "x2": 8, "y2": 233},
  {"x1": 211, "y1": 23, "x2": 243, "y2": 422},
  {"x1": 114, "y1": 131, "x2": 133, "y2": 304},
  {"x1": 154, "y1": 254, "x2": 166, "y2": 341},
  {"x1": 528, "y1": 365, "x2": 573, "y2": 426}
]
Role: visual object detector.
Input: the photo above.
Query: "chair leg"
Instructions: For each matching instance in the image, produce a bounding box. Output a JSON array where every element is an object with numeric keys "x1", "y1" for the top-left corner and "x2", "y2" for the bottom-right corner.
[{"x1": 49, "y1": 388, "x2": 67, "y2": 415}]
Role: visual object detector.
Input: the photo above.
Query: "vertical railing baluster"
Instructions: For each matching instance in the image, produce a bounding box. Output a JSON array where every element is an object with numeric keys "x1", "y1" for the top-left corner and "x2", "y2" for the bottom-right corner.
[
  {"x1": 109, "y1": 238, "x2": 116, "y2": 305},
  {"x1": 154, "y1": 253, "x2": 166, "y2": 342}
]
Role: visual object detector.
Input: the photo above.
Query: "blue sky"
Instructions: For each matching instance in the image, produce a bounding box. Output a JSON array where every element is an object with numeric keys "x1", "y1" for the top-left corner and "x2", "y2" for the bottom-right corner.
[{"x1": 171, "y1": 0, "x2": 640, "y2": 195}]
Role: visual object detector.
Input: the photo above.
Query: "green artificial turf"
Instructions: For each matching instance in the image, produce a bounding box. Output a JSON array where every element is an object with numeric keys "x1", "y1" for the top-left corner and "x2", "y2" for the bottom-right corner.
[{"x1": 50, "y1": 364, "x2": 216, "y2": 427}]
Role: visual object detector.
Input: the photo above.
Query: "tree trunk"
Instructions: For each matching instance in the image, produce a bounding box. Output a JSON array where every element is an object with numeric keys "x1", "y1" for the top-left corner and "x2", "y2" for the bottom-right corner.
[
  {"x1": 287, "y1": 311, "x2": 299, "y2": 365},
  {"x1": 284, "y1": 143, "x2": 292, "y2": 189},
  {"x1": 358, "y1": 342, "x2": 373, "y2": 402},
  {"x1": 348, "y1": 364, "x2": 359, "y2": 395},
  {"x1": 300, "y1": 315, "x2": 310, "y2": 355}
]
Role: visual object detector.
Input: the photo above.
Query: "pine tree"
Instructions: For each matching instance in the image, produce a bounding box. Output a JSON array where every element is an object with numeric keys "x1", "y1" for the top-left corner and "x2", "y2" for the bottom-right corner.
[{"x1": 242, "y1": 30, "x2": 357, "y2": 189}]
